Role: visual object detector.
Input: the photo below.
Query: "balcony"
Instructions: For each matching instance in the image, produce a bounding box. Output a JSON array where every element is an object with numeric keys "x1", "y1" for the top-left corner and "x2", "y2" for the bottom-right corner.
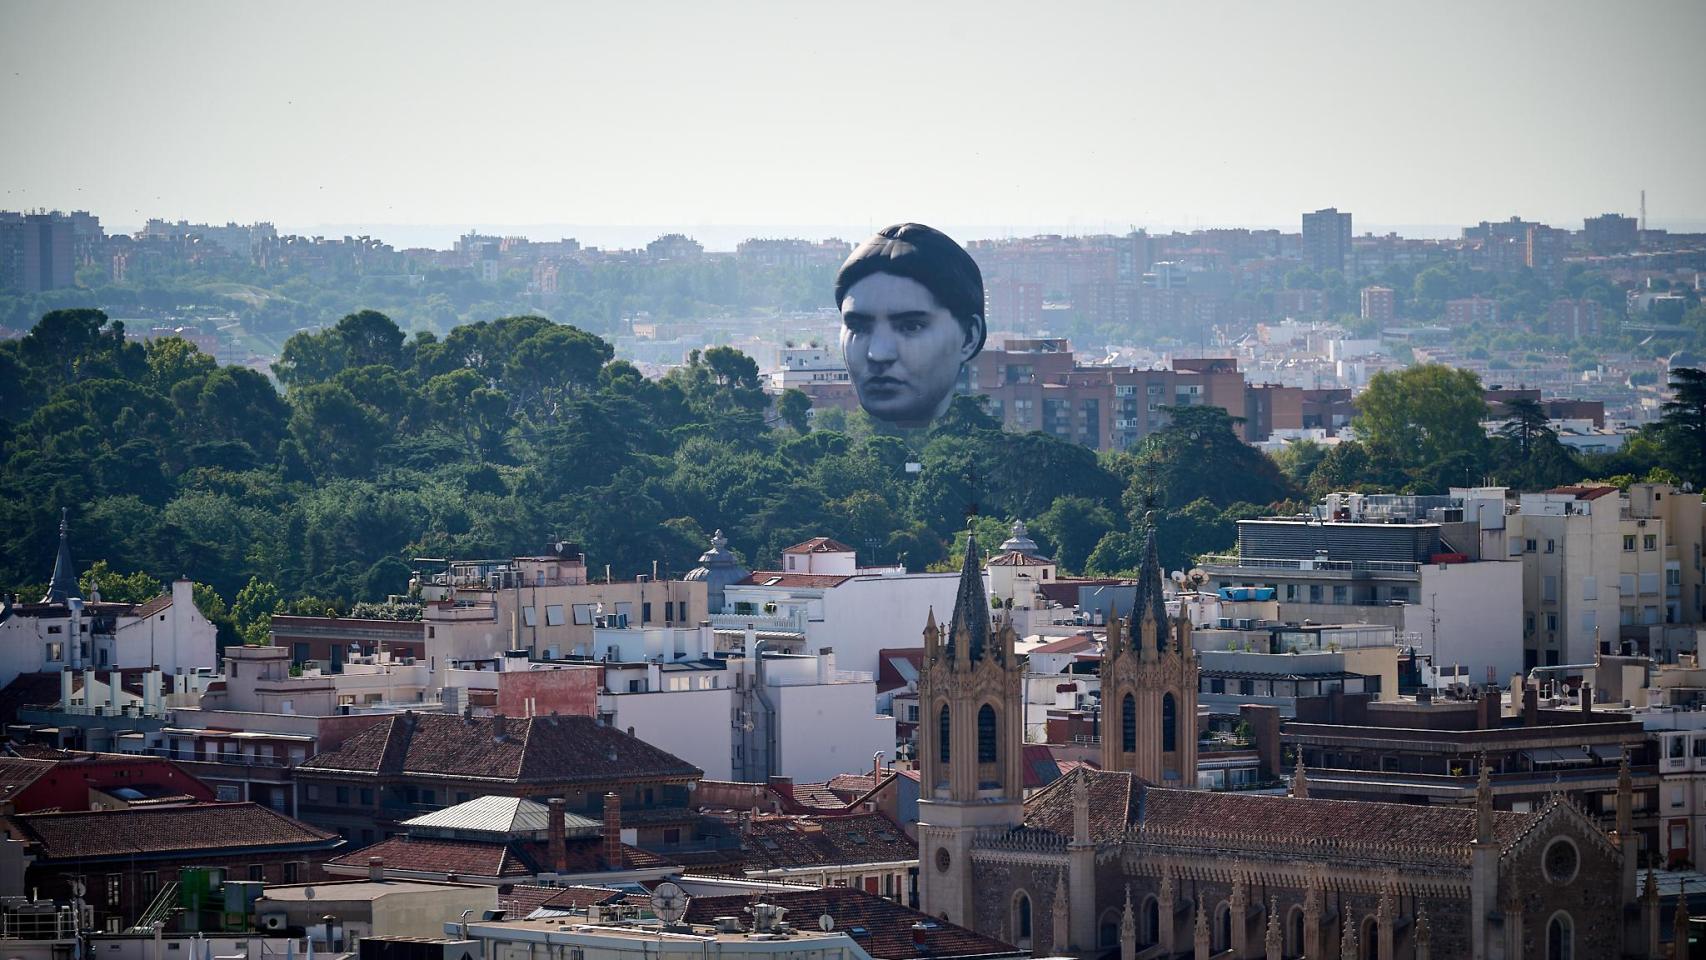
[
  {"x1": 1198, "y1": 555, "x2": 1422, "y2": 577},
  {"x1": 424, "y1": 602, "x2": 498, "y2": 622}
]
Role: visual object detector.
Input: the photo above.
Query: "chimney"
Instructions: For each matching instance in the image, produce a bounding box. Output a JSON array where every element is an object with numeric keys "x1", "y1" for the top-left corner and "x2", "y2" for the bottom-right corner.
[
  {"x1": 1582, "y1": 682, "x2": 1593, "y2": 716},
  {"x1": 767, "y1": 775, "x2": 794, "y2": 803},
  {"x1": 367, "y1": 857, "x2": 385, "y2": 882},
  {"x1": 547, "y1": 798, "x2": 568, "y2": 873},
  {"x1": 1523, "y1": 686, "x2": 1539, "y2": 726},
  {"x1": 910, "y1": 923, "x2": 929, "y2": 950},
  {"x1": 602, "y1": 792, "x2": 622, "y2": 869}
]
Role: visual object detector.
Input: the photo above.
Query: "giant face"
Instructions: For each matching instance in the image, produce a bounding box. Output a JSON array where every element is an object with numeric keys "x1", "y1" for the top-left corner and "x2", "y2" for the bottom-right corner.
[{"x1": 840, "y1": 272, "x2": 980, "y2": 428}]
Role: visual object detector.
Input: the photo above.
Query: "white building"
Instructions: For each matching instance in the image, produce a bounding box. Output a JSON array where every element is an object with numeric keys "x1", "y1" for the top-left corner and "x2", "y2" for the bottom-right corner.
[
  {"x1": 0, "y1": 518, "x2": 217, "y2": 687},
  {"x1": 598, "y1": 640, "x2": 894, "y2": 784},
  {"x1": 1508, "y1": 483, "x2": 1704, "y2": 670},
  {"x1": 768, "y1": 343, "x2": 850, "y2": 393},
  {"x1": 720, "y1": 539, "x2": 959, "y2": 677}
]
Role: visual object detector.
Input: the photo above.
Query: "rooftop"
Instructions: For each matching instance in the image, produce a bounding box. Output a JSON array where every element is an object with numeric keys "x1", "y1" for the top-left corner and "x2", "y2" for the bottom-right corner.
[
  {"x1": 739, "y1": 812, "x2": 916, "y2": 871},
  {"x1": 297, "y1": 712, "x2": 702, "y2": 784},
  {"x1": 681, "y1": 887, "x2": 1022, "y2": 960},
  {"x1": 783, "y1": 538, "x2": 855, "y2": 555},
  {"x1": 10, "y1": 802, "x2": 340, "y2": 861}
]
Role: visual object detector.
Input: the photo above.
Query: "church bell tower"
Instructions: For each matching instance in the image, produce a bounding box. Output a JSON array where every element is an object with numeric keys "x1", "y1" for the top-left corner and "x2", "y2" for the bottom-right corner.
[
  {"x1": 1100, "y1": 530, "x2": 1199, "y2": 787},
  {"x1": 917, "y1": 531, "x2": 1025, "y2": 925}
]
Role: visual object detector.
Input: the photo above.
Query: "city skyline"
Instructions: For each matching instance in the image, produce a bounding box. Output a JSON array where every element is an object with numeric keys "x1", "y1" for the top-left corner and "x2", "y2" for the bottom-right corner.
[{"x1": 4, "y1": 0, "x2": 1704, "y2": 241}]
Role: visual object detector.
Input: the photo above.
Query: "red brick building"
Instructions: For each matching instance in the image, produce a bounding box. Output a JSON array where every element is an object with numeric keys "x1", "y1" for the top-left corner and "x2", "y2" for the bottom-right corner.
[{"x1": 0, "y1": 752, "x2": 215, "y2": 815}]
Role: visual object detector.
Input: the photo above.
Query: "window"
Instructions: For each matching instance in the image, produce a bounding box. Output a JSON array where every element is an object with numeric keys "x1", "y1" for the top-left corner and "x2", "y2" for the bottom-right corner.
[
  {"x1": 1547, "y1": 913, "x2": 1573, "y2": 960},
  {"x1": 1121, "y1": 694, "x2": 1137, "y2": 753},
  {"x1": 572, "y1": 604, "x2": 594, "y2": 625},
  {"x1": 545, "y1": 604, "x2": 565, "y2": 626},
  {"x1": 642, "y1": 602, "x2": 653, "y2": 623},
  {"x1": 1162, "y1": 694, "x2": 1178, "y2": 753},
  {"x1": 1582, "y1": 577, "x2": 1598, "y2": 600},
  {"x1": 1309, "y1": 585, "x2": 1323, "y2": 603},
  {"x1": 977, "y1": 704, "x2": 997, "y2": 763},
  {"x1": 1014, "y1": 892, "x2": 1032, "y2": 945},
  {"x1": 248, "y1": 865, "x2": 264, "y2": 882},
  {"x1": 677, "y1": 601, "x2": 688, "y2": 622},
  {"x1": 1645, "y1": 534, "x2": 1659, "y2": 551},
  {"x1": 336, "y1": 786, "x2": 350, "y2": 804},
  {"x1": 1525, "y1": 613, "x2": 1536, "y2": 635},
  {"x1": 1621, "y1": 573, "x2": 1637, "y2": 596},
  {"x1": 283, "y1": 862, "x2": 299, "y2": 883},
  {"x1": 1331, "y1": 585, "x2": 1347, "y2": 604},
  {"x1": 1624, "y1": 535, "x2": 1637, "y2": 552},
  {"x1": 360, "y1": 788, "x2": 374, "y2": 805},
  {"x1": 305, "y1": 785, "x2": 321, "y2": 802},
  {"x1": 1546, "y1": 539, "x2": 1555, "y2": 553},
  {"x1": 1543, "y1": 576, "x2": 1557, "y2": 602},
  {"x1": 1581, "y1": 611, "x2": 1597, "y2": 635},
  {"x1": 456, "y1": 792, "x2": 470, "y2": 803},
  {"x1": 1526, "y1": 539, "x2": 1537, "y2": 553},
  {"x1": 44, "y1": 642, "x2": 62, "y2": 662},
  {"x1": 47, "y1": 624, "x2": 61, "y2": 634},
  {"x1": 1547, "y1": 613, "x2": 1558, "y2": 631},
  {"x1": 522, "y1": 606, "x2": 537, "y2": 627},
  {"x1": 107, "y1": 874, "x2": 121, "y2": 905},
  {"x1": 663, "y1": 828, "x2": 681, "y2": 844},
  {"x1": 141, "y1": 872, "x2": 158, "y2": 898},
  {"x1": 938, "y1": 706, "x2": 951, "y2": 763}
]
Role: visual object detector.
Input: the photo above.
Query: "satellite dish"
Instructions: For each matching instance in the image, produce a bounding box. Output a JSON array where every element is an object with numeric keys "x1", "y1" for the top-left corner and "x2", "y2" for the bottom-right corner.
[
  {"x1": 303, "y1": 887, "x2": 315, "y2": 900},
  {"x1": 819, "y1": 914, "x2": 835, "y2": 932},
  {"x1": 651, "y1": 881, "x2": 688, "y2": 925},
  {"x1": 1170, "y1": 571, "x2": 1185, "y2": 583}
]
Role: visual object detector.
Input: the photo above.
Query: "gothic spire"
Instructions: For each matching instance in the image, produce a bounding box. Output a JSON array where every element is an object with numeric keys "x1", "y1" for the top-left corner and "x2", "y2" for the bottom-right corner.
[
  {"x1": 1134, "y1": 525, "x2": 1169, "y2": 647},
  {"x1": 947, "y1": 530, "x2": 992, "y2": 662},
  {"x1": 43, "y1": 508, "x2": 80, "y2": 604}
]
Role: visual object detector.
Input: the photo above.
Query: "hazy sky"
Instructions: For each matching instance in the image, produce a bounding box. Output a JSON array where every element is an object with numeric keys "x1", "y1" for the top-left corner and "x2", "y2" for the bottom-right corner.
[{"x1": 3, "y1": 0, "x2": 1703, "y2": 247}]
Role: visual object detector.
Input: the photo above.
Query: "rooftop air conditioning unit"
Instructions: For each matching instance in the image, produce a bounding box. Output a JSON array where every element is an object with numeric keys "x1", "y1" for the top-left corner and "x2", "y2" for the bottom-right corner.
[
  {"x1": 1217, "y1": 618, "x2": 1233, "y2": 629},
  {"x1": 1236, "y1": 619, "x2": 1255, "y2": 630},
  {"x1": 261, "y1": 914, "x2": 287, "y2": 932}
]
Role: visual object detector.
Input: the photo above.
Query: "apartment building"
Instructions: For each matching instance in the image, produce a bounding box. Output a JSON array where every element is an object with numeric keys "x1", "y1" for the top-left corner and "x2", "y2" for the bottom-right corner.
[
  {"x1": 416, "y1": 541, "x2": 706, "y2": 688},
  {"x1": 1198, "y1": 490, "x2": 1524, "y2": 684},
  {"x1": 1509, "y1": 483, "x2": 1705, "y2": 670}
]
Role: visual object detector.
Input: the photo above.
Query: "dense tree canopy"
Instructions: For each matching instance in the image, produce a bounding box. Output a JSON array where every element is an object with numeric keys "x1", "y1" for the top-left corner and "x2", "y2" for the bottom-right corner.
[{"x1": 3, "y1": 307, "x2": 1695, "y2": 621}]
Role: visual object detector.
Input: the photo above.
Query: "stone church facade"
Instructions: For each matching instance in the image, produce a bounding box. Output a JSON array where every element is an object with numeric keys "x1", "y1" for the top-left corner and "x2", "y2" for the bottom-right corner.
[{"x1": 918, "y1": 531, "x2": 1665, "y2": 959}]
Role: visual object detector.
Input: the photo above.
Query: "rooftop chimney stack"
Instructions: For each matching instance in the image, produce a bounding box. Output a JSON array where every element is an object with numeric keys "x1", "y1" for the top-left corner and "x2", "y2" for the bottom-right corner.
[
  {"x1": 548, "y1": 798, "x2": 568, "y2": 873},
  {"x1": 367, "y1": 857, "x2": 385, "y2": 882},
  {"x1": 602, "y1": 792, "x2": 622, "y2": 869}
]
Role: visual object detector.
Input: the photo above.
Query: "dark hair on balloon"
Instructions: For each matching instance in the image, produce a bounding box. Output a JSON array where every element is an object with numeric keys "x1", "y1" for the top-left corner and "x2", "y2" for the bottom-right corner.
[{"x1": 833, "y1": 223, "x2": 986, "y2": 356}]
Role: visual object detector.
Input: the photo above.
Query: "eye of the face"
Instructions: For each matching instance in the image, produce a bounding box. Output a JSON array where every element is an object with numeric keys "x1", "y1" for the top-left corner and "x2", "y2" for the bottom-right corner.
[
  {"x1": 842, "y1": 313, "x2": 872, "y2": 335},
  {"x1": 891, "y1": 312, "x2": 931, "y2": 334}
]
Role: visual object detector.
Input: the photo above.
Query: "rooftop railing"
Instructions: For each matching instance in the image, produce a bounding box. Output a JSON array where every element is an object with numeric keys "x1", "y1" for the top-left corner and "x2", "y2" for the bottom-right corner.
[{"x1": 1197, "y1": 555, "x2": 1423, "y2": 574}]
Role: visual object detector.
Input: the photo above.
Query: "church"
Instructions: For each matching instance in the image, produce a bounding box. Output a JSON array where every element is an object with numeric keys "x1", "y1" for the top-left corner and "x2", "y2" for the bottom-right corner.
[{"x1": 917, "y1": 531, "x2": 1662, "y2": 960}]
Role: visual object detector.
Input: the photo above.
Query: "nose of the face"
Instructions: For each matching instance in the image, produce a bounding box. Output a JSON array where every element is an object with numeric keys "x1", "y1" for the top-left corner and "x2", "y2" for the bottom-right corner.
[{"x1": 866, "y1": 321, "x2": 899, "y2": 365}]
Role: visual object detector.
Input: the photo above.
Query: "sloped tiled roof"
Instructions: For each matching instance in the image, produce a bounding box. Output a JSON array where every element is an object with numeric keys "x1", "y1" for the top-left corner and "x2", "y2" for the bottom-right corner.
[
  {"x1": 682, "y1": 887, "x2": 1022, "y2": 960},
  {"x1": 0, "y1": 673, "x2": 63, "y2": 726},
  {"x1": 297, "y1": 713, "x2": 701, "y2": 784},
  {"x1": 0, "y1": 757, "x2": 56, "y2": 804},
  {"x1": 11, "y1": 803, "x2": 339, "y2": 861},
  {"x1": 875, "y1": 649, "x2": 922, "y2": 694},
  {"x1": 328, "y1": 833, "x2": 671, "y2": 879},
  {"x1": 986, "y1": 551, "x2": 1052, "y2": 567},
  {"x1": 736, "y1": 572, "x2": 854, "y2": 589},
  {"x1": 741, "y1": 812, "x2": 916, "y2": 871},
  {"x1": 1027, "y1": 633, "x2": 1097, "y2": 656},
  {"x1": 499, "y1": 884, "x2": 637, "y2": 917},
  {"x1": 1023, "y1": 769, "x2": 1534, "y2": 851},
  {"x1": 1020, "y1": 744, "x2": 1062, "y2": 791},
  {"x1": 783, "y1": 538, "x2": 856, "y2": 554},
  {"x1": 132, "y1": 594, "x2": 173, "y2": 619}
]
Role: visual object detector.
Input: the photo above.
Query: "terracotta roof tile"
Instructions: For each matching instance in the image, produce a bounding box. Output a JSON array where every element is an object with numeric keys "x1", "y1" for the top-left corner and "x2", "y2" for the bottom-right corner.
[
  {"x1": 328, "y1": 834, "x2": 671, "y2": 879},
  {"x1": 1023, "y1": 769, "x2": 1534, "y2": 851},
  {"x1": 11, "y1": 802, "x2": 339, "y2": 861},
  {"x1": 0, "y1": 758, "x2": 56, "y2": 805},
  {"x1": 736, "y1": 572, "x2": 854, "y2": 589},
  {"x1": 741, "y1": 813, "x2": 916, "y2": 871},
  {"x1": 683, "y1": 887, "x2": 1021, "y2": 960},
  {"x1": 499, "y1": 884, "x2": 635, "y2": 916},
  {"x1": 297, "y1": 713, "x2": 701, "y2": 784},
  {"x1": 132, "y1": 594, "x2": 173, "y2": 619},
  {"x1": 986, "y1": 551, "x2": 1052, "y2": 567},
  {"x1": 784, "y1": 538, "x2": 856, "y2": 554}
]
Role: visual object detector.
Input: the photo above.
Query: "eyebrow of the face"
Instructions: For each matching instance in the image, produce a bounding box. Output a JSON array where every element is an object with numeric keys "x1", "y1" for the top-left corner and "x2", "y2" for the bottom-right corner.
[
  {"x1": 889, "y1": 311, "x2": 931, "y2": 322},
  {"x1": 843, "y1": 311, "x2": 874, "y2": 324}
]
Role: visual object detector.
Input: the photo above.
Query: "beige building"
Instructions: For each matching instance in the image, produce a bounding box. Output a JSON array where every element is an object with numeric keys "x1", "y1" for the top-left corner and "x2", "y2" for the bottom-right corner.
[
  {"x1": 1510, "y1": 483, "x2": 1704, "y2": 671},
  {"x1": 255, "y1": 875, "x2": 496, "y2": 946},
  {"x1": 418, "y1": 542, "x2": 707, "y2": 685}
]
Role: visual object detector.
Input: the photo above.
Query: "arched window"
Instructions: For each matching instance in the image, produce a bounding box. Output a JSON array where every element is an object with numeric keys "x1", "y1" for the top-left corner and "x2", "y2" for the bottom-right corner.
[
  {"x1": 1099, "y1": 909, "x2": 1119, "y2": 948},
  {"x1": 938, "y1": 705, "x2": 951, "y2": 763},
  {"x1": 1162, "y1": 693, "x2": 1178, "y2": 753},
  {"x1": 1547, "y1": 912, "x2": 1573, "y2": 960},
  {"x1": 1361, "y1": 916, "x2": 1378, "y2": 960},
  {"x1": 1214, "y1": 903, "x2": 1231, "y2": 952},
  {"x1": 1142, "y1": 896, "x2": 1160, "y2": 946},
  {"x1": 978, "y1": 704, "x2": 998, "y2": 763},
  {"x1": 1287, "y1": 905, "x2": 1305, "y2": 956},
  {"x1": 1013, "y1": 892, "x2": 1032, "y2": 947},
  {"x1": 1121, "y1": 693, "x2": 1137, "y2": 753}
]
